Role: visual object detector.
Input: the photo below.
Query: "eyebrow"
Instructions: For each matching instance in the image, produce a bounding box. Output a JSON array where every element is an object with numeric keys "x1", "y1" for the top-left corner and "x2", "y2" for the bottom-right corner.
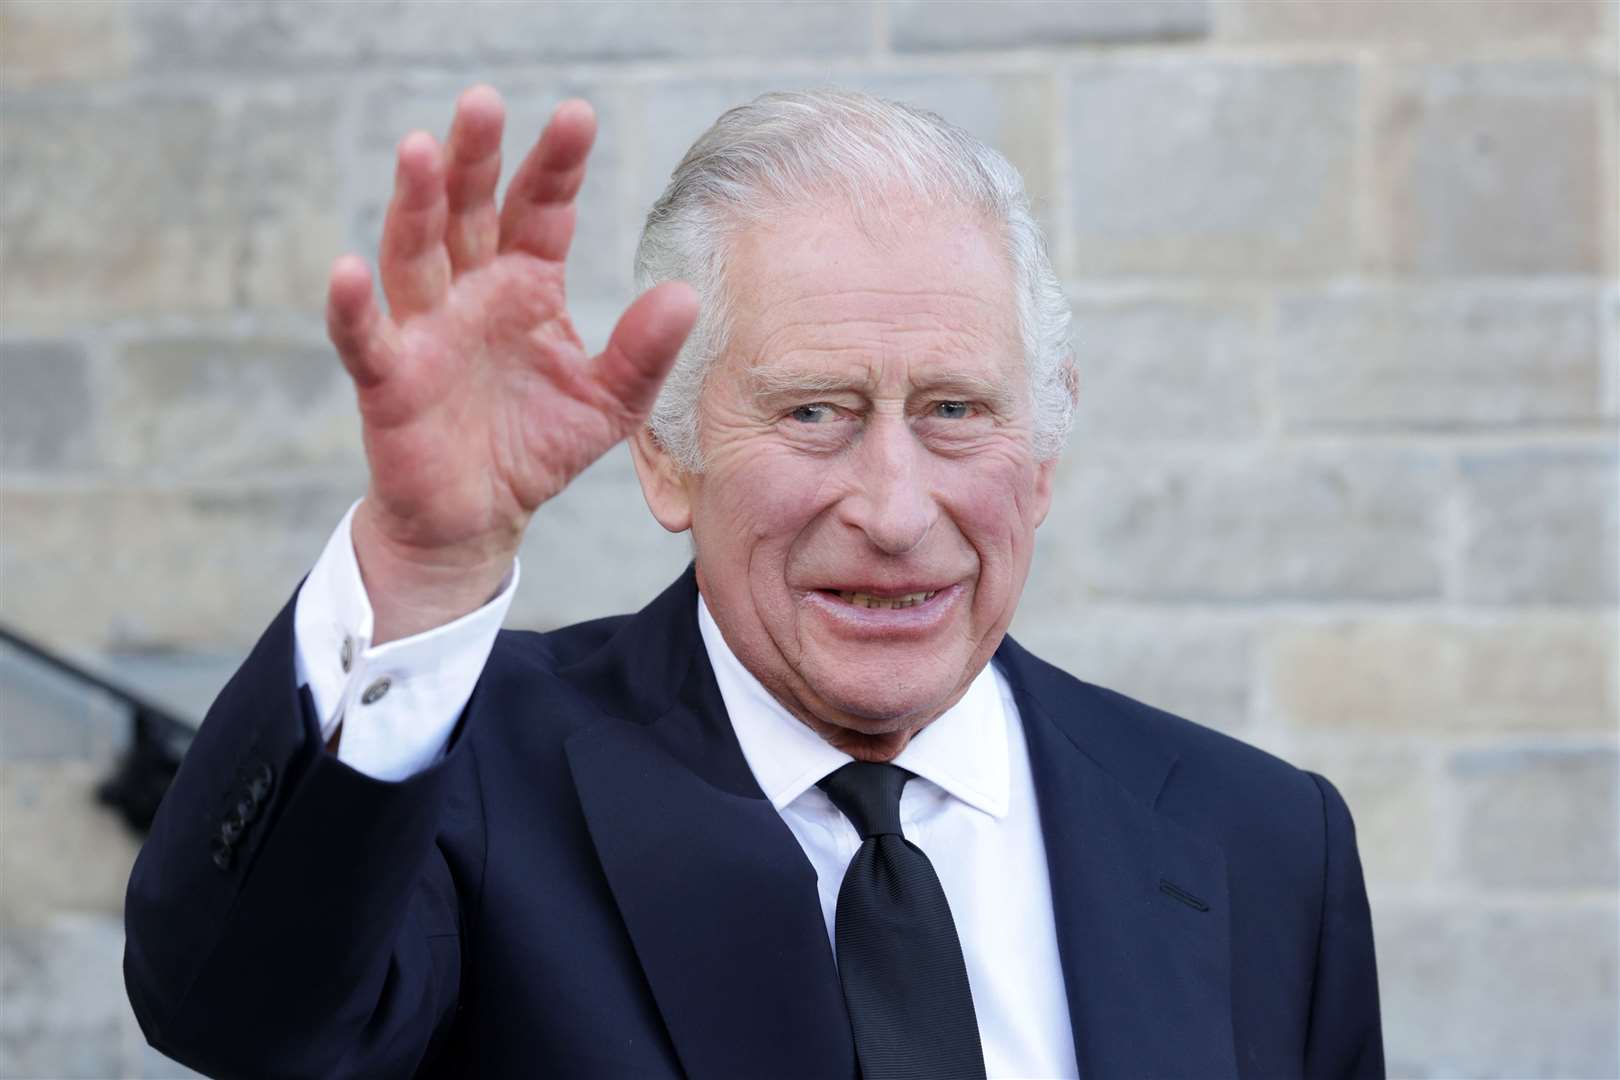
[
  {"x1": 749, "y1": 368, "x2": 858, "y2": 398},
  {"x1": 749, "y1": 367, "x2": 1020, "y2": 411}
]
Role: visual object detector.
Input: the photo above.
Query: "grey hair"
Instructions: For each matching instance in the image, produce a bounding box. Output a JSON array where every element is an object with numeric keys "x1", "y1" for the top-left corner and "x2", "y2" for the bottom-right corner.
[{"x1": 634, "y1": 88, "x2": 1075, "y2": 471}]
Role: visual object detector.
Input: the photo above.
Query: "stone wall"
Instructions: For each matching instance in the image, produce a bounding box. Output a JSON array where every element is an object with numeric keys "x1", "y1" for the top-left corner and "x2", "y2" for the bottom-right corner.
[{"x1": 1, "y1": 0, "x2": 1615, "y2": 1075}]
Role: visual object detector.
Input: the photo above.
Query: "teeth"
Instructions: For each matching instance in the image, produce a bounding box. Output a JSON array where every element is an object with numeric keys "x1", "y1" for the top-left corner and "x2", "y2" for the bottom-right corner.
[{"x1": 836, "y1": 590, "x2": 938, "y2": 610}]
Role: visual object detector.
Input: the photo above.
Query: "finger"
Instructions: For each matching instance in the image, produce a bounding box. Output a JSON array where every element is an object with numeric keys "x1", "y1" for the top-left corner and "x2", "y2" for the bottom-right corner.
[
  {"x1": 326, "y1": 255, "x2": 393, "y2": 388},
  {"x1": 498, "y1": 98, "x2": 595, "y2": 262},
  {"x1": 443, "y1": 84, "x2": 505, "y2": 276},
  {"x1": 592, "y1": 281, "x2": 701, "y2": 423},
  {"x1": 379, "y1": 131, "x2": 452, "y2": 319}
]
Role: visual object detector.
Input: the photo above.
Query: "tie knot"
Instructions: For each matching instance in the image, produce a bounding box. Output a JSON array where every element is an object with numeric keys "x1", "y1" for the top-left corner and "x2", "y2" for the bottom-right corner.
[{"x1": 818, "y1": 762, "x2": 911, "y2": 839}]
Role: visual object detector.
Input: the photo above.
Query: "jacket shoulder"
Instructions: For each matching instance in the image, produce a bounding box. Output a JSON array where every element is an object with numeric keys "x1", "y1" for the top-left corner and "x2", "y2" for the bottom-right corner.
[
  {"x1": 1095, "y1": 679, "x2": 1320, "y2": 807},
  {"x1": 487, "y1": 613, "x2": 632, "y2": 673},
  {"x1": 477, "y1": 569, "x2": 707, "y2": 733},
  {"x1": 468, "y1": 601, "x2": 697, "y2": 754},
  {"x1": 1007, "y1": 641, "x2": 1320, "y2": 806},
  {"x1": 1004, "y1": 641, "x2": 1332, "y2": 867},
  {"x1": 464, "y1": 614, "x2": 637, "y2": 750}
]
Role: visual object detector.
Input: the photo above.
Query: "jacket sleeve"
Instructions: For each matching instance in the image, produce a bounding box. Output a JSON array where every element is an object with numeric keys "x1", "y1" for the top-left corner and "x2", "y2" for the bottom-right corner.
[
  {"x1": 124, "y1": 590, "x2": 481, "y2": 1079},
  {"x1": 1302, "y1": 772, "x2": 1386, "y2": 1080}
]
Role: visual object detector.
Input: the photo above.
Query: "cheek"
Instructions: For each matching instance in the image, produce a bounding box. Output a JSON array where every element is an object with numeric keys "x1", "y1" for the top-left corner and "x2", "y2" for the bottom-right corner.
[
  {"x1": 945, "y1": 456, "x2": 1045, "y2": 580},
  {"x1": 699, "y1": 447, "x2": 842, "y2": 586},
  {"x1": 717, "y1": 453, "x2": 829, "y2": 535}
]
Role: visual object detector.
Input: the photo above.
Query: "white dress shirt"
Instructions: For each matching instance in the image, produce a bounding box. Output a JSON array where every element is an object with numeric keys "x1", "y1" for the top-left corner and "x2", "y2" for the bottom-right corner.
[
  {"x1": 293, "y1": 509, "x2": 1079, "y2": 1078},
  {"x1": 293, "y1": 501, "x2": 518, "y2": 782}
]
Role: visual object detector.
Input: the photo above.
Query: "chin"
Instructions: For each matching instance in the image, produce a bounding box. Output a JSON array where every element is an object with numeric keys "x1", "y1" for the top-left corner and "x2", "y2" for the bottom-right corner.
[
  {"x1": 812, "y1": 677, "x2": 956, "y2": 730},
  {"x1": 803, "y1": 638, "x2": 975, "y2": 718}
]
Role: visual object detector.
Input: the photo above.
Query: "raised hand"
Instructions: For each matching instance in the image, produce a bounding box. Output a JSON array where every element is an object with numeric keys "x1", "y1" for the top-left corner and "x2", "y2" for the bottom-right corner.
[{"x1": 325, "y1": 86, "x2": 699, "y2": 643}]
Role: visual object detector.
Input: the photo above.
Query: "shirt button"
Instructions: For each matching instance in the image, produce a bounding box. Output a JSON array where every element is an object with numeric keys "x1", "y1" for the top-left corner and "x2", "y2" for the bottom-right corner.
[
  {"x1": 340, "y1": 637, "x2": 354, "y2": 673},
  {"x1": 360, "y1": 677, "x2": 391, "y2": 705}
]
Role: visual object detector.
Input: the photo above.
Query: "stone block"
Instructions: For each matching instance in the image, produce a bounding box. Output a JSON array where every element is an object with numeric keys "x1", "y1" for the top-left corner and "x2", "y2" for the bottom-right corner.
[
  {"x1": 1453, "y1": 745, "x2": 1618, "y2": 889},
  {"x1": 133, "y1": 0, "x2": 873, "y2": 70},
  {"x1": 1068, "y1": 292, "x2": 1264, "y2": 441},
  {"x1": 1459, "y1": 448, "x2": 1618, "y2": 605},
  {"x1": 1370, "y1": 62, "x2": 1610, "y2": 275},
  {"x1": 1267, "y1": 616, "x2": 1617, "y2": 732},
  {"x1": 0, "y1": 915, "x2": 203, "y2": 1078},
  {"x1": 1219, "y1": 0, "x2": 1607, "y2": 44},
  {"x1": 0, "y1": 915, "x2": 136, "y2": 1078},
  {"x1": 1009, "y1": 606, "x2": 1254, "y2": 733},
  {"x1": 0, "y1": 340, "x2": 94, "y2": 472},
  {"x1": 0, "y1": 0, "x2": 132, "y2": 87},
  {"x1": 890, "y1": 0, "x2": 1208, "y2": 50},
  {"x1": 509, "y1": 445, "x2": 694, "y2": 632},
  {"x1": 1275, "y1": 285, "x2": 1610, "y2": 431},
  {"x1": 0, "y1": 484, "x2": 358, "y2": 651},
  {"x1": 227, "y1": 90, "x2": 348, "y2": 313},
  {"x1": 1285, "y1": 745, "x2": 1436, "y2": 889},
  {"x1": 353, "y1": 76, "x2": 632, "y2": 312},
  {"x1": 105, "y1": 337, "x2": 362, "y2": 480},
  {"x1": 1066, "y1": 60, "x2": 1357, "y2": 276},
  {"x1": 1048, "y1": 448, "x2": 1446, "y2": 602},
  {"x1": 0, "y1": 87, "x2": 342, "y2": 328},
  {"x1": 0, "y1": 763, "x2": 141, "y2": 922},
  {"x1": 1604, "y1": 284, "x2": 1619, "y2": 421},
  {"x1": 1377, "y1": 904, "x2": 1618, "y2": 1078},
  {"x1": 1, "y1": 92, "x2": 233, "y2": 327},
  {"x1": 634, "y1": 70, "x2": 1058, "y2": 248}
]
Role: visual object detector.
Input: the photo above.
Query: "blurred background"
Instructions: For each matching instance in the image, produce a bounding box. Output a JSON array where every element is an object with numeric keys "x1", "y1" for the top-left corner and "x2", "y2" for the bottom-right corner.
[{"x1": 1, "y1": 0, "x2": 1615, "y2": 1076}]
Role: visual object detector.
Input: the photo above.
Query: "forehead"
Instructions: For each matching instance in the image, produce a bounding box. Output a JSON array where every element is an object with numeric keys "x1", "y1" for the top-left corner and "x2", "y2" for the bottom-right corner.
[{"x1": 719, "y1": 201, "x2": 1022, "y2": 387}]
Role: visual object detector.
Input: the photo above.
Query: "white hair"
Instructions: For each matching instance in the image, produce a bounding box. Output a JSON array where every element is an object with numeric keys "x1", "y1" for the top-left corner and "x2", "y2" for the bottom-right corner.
[{"x1": 634, "y1": 88, "x2": 1075, "y2": 471}]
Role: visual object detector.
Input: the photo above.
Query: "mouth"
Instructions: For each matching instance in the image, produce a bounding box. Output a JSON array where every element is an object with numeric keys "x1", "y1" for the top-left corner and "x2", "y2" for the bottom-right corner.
[
  {"x1": 803, "y1": 582, "x2": 963, "y2": 636},
  {"x1": 829, "y1": 589, "x2": 939, "y2": 610}
]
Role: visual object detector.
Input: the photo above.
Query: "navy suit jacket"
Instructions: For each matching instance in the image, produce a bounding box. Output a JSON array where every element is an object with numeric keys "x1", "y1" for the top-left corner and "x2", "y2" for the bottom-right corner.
[{"x1": 126, "y1": 567, "x2": 1383, "y2": 1078}]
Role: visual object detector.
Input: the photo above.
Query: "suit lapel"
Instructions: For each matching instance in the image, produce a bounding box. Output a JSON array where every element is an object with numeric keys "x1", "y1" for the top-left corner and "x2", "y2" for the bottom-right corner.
[
  {"x1": 563, "y1": 570, "x2": 855, "y2": 1080},
  {"x1": 998, "y1": 639, "x2": 1238, "y2": 1080}
]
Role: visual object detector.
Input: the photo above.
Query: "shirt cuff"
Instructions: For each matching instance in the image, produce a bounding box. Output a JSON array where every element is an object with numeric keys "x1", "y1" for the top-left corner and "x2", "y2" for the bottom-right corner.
[{"x1": 292, "y1": 500, "x2": 519, "y2": 782}]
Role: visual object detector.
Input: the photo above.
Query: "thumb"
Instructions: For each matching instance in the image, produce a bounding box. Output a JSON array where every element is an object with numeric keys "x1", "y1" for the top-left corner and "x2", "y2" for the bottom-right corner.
[{"x1": 591, "y1": 281, "x2": 700, "y2": 424}]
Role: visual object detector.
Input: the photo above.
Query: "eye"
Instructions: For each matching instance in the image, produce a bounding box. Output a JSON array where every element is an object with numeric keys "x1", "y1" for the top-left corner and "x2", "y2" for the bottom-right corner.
[
  {"x1": 933, "y1": 400, "x2": 973, "y2": 420},
  {"x1": 789, "y1": 403, "x2": 838, "y2": 424}
]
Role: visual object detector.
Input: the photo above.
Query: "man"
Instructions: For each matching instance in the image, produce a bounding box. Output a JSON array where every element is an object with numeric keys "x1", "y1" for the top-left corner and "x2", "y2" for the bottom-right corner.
[{"x1": 125, "y1": 87, "x2": 1383, "y2": 1078}]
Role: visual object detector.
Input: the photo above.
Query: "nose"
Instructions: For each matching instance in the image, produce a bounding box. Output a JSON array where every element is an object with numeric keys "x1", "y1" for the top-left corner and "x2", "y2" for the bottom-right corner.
[{"x1": 838, "y1": 415, "x2": 938, "y2": 556}]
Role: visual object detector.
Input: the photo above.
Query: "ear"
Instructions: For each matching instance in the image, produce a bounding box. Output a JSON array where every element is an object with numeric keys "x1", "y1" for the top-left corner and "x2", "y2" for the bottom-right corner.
[
  {"x1": 1032, "y1": 454, "x2": 1058, "y2": 529},
  {"x1": 630, "y1": 425, "x2": 694, "y2": 533}
]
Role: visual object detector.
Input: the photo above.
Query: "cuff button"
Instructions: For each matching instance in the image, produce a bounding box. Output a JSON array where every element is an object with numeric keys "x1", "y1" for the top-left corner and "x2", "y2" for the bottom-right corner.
[{"x1": 360, "y1": 677, "x2": 391, "y2": 705}]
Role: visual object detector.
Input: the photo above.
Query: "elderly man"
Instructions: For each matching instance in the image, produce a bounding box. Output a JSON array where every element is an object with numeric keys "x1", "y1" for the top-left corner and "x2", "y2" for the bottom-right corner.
[{"x1": 125, "y1": 87, "x2": 1383, "y2": 1078}]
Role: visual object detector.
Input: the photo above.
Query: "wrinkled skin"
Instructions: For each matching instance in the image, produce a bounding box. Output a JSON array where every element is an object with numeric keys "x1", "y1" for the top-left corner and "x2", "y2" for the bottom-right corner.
[
  {"x1": 633, "y1": 200, "x2": 1058, "y2": 762},
  {"x1": 328, "y1": 86, "x2": 698, "y2": 643}
]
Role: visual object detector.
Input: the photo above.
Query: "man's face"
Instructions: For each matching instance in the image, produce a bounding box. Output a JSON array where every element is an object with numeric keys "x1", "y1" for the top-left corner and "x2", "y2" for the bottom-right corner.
[{"x1": 641, "y1": 200, "x2": 1057, "y2": 760}]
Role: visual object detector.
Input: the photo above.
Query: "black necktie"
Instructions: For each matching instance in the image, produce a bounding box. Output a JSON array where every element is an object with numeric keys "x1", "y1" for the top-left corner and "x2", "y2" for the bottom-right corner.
[{"x1": 818, "y1": 762, "x2": 987, "y2": 1080}]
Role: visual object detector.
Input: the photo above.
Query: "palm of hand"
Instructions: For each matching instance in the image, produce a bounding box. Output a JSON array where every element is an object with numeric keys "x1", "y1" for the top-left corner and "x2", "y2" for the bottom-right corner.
[
  {"x1": 326, "y1": 87, "x2": 697, "y2": 575},
  {"x1": 359, "y1": 257, "x2": 634, "y2": 549}
]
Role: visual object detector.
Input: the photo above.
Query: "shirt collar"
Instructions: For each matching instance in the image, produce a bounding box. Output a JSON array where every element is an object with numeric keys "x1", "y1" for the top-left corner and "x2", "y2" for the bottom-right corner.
[{"x1": 697, "y1": 594, "x2": 1009, "y2": 820}]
